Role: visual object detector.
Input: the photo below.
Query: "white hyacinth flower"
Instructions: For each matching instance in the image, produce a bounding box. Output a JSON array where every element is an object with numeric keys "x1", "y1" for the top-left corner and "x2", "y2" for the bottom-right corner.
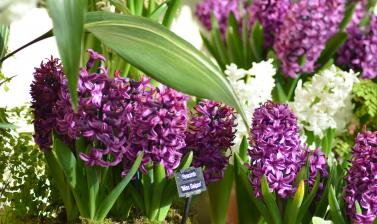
[
  {"x1": 291, "y1": 65, "x2": 359, "y2": 139},
  {"x1": 0, "y1": 0, "x2": 37, "y2": 25},
  {"x1": 225, "y1": 59, "x2": 276, "y2": 152}
]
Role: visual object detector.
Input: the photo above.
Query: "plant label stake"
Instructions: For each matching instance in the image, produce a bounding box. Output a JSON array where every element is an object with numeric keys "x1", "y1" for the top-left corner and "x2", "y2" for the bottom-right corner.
[{"x1": 175, "y1": 167, "x2": 207, "y2": 224}]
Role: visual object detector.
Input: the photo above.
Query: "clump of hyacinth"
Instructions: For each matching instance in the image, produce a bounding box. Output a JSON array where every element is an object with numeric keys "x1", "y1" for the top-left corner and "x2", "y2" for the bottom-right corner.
[
  {"x1": 249, "y1": 0, "x2": 290, "y2": 47},
  {"x1": 248, "y1": 101, "x2": 307, "y2": 198},
  {"x1": 125, "y1": 86, "x2": 189, "y2": 176},
  {"x1": 291, "y1": 65, "x2": 359, "y2": 138},
  {"x1": 32, "y1": 49, "x2": 189, "y2": 176},
  {"x1": 273, "y1": 0, "x2": 345, "y2": 78},
  {"x1": 184, "y1": 100, "x2": 236, "y2": 183},
  {"x1": 337, "y1": 16, "x2": 377, "y2": 79},
  {"x1": 344, "y1": 130, "x2": 377, "y2": 223},
  {"x1": 30, "y1": 57, "x2": 65, "y2": 151},
  {"x1": 195, "y1": 0, "x2": 245, "y2": 34}
]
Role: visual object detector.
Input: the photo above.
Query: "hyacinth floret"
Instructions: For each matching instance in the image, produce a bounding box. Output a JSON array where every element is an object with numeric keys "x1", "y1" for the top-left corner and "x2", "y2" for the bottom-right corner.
[
  {"x1": 30, "y1": 57, "x2": 65, "y2": 151},
  {"x1": 248, "y1": 101, "x2": 307, "y2": 198},
  {"x1": 344, "y1": 130, "x2": 377, "y2": 224},
  {"x1": 185, "y1": 100, "x2": 236, "y2": 183},
  {"x1": 125, "y1": 86, "x2": 189, "y2": 176},
  {"x1": 273, "y1": 0, "x2": 345, "y2": 78}
]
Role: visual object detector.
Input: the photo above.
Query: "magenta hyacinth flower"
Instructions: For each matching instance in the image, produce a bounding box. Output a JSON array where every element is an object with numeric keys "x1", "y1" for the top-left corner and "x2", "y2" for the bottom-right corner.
[
  {"x1": 30, "y1": 57, "x2": 65, "y2": 151},
  {"x1": 344, "y1": 130, "x2": 377, "y2": 223},
  {"x1": 308, "y1": 148, "x2": 328, "y2": 192},
  {"x1": 248, "y1": 101, "x2": 307, "y2": 198},
  {"x1": 337, "y1": 15, "x2": 377, "y2": 79},
  {"x1": 196, "y1": 0, "x2": 246, "y2": 34},
  {"x1": 185, "y1": 100, "x2": 236, "y2": 183},
  {"x1": 249, "y1": 0, "x2": 291, "y2": 47},
  {"x1": 125, "y1": 86, "x2": 189, "y2": 176},
  {"x1": 273, "y1": 0, "x2": 345, "y2": 78}
]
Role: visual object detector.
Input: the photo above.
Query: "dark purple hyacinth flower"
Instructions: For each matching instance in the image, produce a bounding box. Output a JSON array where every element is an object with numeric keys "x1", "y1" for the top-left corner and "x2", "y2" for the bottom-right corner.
[
  {"x1": 249, "y1": 0, "x2": 291, "y2": 47},
  {"x1": 125, "y1": 86, "x2": 189, "y2": 176},
  {"x1": 344, "y1": 130, "x2": 377, "y2": 224},
  {"x1": 273, "y1": 0, "x2": 345, "y2": 78},
  {"x1": 30, "y1": 57, "x2": 65, "y2": 151},
  {"x1": 248, "y1": 101, "x2": 307, "y2": 198},
  {"x1": 196, "y1": 0, "x2": 246, "y2": 34},
  {"x1": 337, "y1": 15, "x2": 377, "y2": 79},
  {"x1": 185, "y1": 100, "x2": 236, "y2": 183}
]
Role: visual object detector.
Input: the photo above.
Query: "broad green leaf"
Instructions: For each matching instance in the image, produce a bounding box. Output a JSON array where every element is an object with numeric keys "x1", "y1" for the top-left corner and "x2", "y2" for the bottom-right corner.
[
  {"x1": 149, "y1": 2, "x2": 168, "y2": 22},
  {"x1": 85, "y1": 12, "x2": 248, "y2": 128},
  {"x1": 227, "y1": 12, "x2": 243, "y2": 67},
  {"x1": 316, "y1": 32, "x2": 348, "y2": 68},
  {"x1": 328, "y1": 186, "x2": 346, "y2": 224},
  {"x1": 238, "y1": 136, "x2": 249, "y2": 161},
  {"x1": 149, "y1": 163, "x2": 166, "y2": 220},
  {"x1": 261, "y1": 175, "x2": 282, "y2": 224},
  {"x1": 47, "y1": 0, "x2": 86, "y2": 111},
  {"x1": 94, "y1": 151, "x2": 143, "y2": 221},
  {"x1": 284, "y1": 180, "x2": 305, "y2": 224},
  {"x1": 53, "y1": 134, "x2": 89, "y2": 217}
]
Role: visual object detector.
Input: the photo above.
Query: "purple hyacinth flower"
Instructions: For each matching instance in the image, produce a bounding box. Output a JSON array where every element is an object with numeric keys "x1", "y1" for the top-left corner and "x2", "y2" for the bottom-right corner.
[
  {"x1": 308, "y1": 148, "x2": 328, "y2": 192},
  {"x1": 185, "y1": 100, "x2": 236, "y2": 183},
  {"x1": 86, "y1": 49, "x2": 106, "y2": 70},
  {"x1": 30, "y1": 57, "x2": 65, "y2": 151},
  {"x1": 248, "y1": 101, "x2": 307, "y2": 198},
  {"x1": 125, "y1": 86, "x2": 189, "y2": 176},
  {"x1": 273, "y1": 0, "x2": 345, "y2": 78},
  {"x1": 196, "y1": 0, "x2": 246, "y2": 34},
  {"x1": 337, "y1": 16, "x2": 377, "y2": 79},
  {"x1": 249, "y1": 0, "x2": 291, "y2": 47},
  {"x1": 344, "y1": 130, "x2": 377, "y2": 223}
]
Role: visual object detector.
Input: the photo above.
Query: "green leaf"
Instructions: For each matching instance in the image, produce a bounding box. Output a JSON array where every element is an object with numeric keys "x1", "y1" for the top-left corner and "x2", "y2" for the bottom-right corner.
[
  {"x1": 211, "y1": 13, "x2": 229, "y2": 70},
  {"x1": 0, "y1": 122, "x2": 17, "y2": 129},
  {"x1": 158, "y1": 151, "x2": 193, "y2": 220},
  {"x1": 316, "y1": 32, "x2": 348, "y2": 68},
  {"x1": 328, "y1": 186, "x2": 346, "y2": 224},
  {"x1": 94, "y1": 151, "x2": 143, "y2": 221},
  {"x1": 234, "y1": 153, "x2": 261, "y2": 224},
  {"x1": 44, "y1": 151, "x2": 78, "y2": 222},
  {"x1": 149, "y1": 163, "x2": 166, "y2": 220},
  {"x1": 312, "y1": 217, "x2": 333, "y2": 224},
  {"x1": 85, "y1": 12, "x2": 248, "y2": 128},
  {"x1": 261, "y1": 175, "x2": 282, "y2": 224},
  {"x1": 284, "y1": 180, "x2": 305, "y2": 224},
  {"x1": 162, "y1": 0, "x2": 182, "y2": 28},
  {"x1": 238, "y1": 136, "x2": 249, "y2": 161},
  {"x1": 53, "y1": 134, "x2": 89, "y2": 217},
  {"x1": 250, "y1": 21, "x2": 264, "y2": 61},
  {"x1": 0, "y1": 25, "x2": 9, "y2": 68},
  {"x1": 339, "y1": 3, "x2": 357, "y2": 31},
  {"x1": 234, "y1": 153, "x2": 272, "y2": 224},
  {"x1": 149, "y1": 2, "x2": 168, "y2": 21},
  {"x1": 297, "y1": 173, "x2": 321, "y2": 224},
  {"x1": 47, "y1": 0, "x2": 86, "y2": 111},
  {"x1": 208, "y1": 165, "x2": 234, "y2": 224}
]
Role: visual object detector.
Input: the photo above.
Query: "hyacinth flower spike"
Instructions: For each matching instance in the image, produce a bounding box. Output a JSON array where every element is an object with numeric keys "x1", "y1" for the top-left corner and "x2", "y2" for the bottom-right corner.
[{"x1": 233, "y1": 101, "x2": 329, "y2": 224}]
